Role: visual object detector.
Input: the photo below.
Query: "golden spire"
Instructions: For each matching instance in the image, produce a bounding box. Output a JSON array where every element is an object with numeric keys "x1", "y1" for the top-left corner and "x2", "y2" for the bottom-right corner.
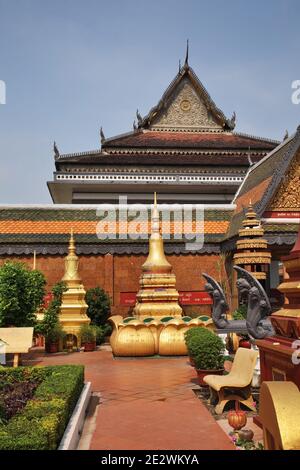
[
  {"x1": 142, "y1": 193, "x2": 171, "y2": 273},
  {"x1": 62, "y1": 229, "x2": 81, "y2": 285},
  {"x1": 69, "y1": 227, "x2": 76, "y2": 255}
]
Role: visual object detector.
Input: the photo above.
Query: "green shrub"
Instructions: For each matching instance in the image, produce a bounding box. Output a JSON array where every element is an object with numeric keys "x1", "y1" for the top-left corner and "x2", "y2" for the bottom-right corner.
[
  {"x1": 0, "y1": 365, "x2": 84, "y2": 450},
  {"x1": 232, "y1": 304, "x2": 247, "y2": 320},
  {"x1": 92, "y1": 325, "x2": 105, "y2": 345},
  {"x1": 80, "y1": 324, "x2": 96, "y2": 343},
  {"x1": 185, "y1": 327, "x2": 224, "y2": 370},
  {"x1": 184, "y1": 326, "x2": 209, "y2": 346},
  {"x1": 85, "y1": 287, "x2": 111, "y2": 326},
  {"x1": 0, "y1": 261, "x2": 46, "y2": 327},
  {"x1": 36, "y1": 281, "x2": 67, "y2": 343}
]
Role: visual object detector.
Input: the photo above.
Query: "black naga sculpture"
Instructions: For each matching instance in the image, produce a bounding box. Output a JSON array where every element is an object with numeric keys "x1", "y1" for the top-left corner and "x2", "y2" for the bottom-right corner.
[
  {"x1": 202, "y1": 273, "x2": 229, "y2": 329},
  {"x1": 234, "y1": 266, "x2": 273, "y2": 339},
  {"x1": 203, "y1": 268, "x2": 274, "y2": 339}
]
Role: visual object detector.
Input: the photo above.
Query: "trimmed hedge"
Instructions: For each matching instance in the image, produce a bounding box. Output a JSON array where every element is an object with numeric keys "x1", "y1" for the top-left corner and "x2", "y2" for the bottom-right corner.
[{"x1": 0, "y1": 365, "x2": 84, "y2": 450}]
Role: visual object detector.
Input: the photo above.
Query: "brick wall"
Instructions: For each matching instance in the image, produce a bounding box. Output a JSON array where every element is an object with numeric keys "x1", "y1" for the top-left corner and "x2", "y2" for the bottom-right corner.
[{"x1": 0, "y1": 252, "x2": 220, "y2": 317}]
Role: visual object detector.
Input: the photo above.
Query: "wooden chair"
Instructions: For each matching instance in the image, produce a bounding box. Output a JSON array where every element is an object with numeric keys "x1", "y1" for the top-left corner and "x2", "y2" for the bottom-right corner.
[
  {"x1": 259, "y1": 381, "x2": 300, "y2": 450},
  {"x1": 203, "y1": 347, "x2": 258, "y2": 414}
]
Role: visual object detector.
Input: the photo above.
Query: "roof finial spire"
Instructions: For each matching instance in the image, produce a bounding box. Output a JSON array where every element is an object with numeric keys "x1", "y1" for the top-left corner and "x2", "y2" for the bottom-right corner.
[
  {"x1": 100, "y1": 127, "x2": 105, "y2": 144},
  {"x1": 178, "y1": 59, "x2": 181, "y2": 74},
  {"x1": 53, "y1": 141, "x2": 60, "y2": 159},
  {"x1": 184, "y1": 39, "x2": 189, "y2": 66}
]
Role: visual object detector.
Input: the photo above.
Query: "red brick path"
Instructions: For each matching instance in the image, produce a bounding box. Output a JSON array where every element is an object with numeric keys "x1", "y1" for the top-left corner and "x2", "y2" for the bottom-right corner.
[{"x1": 25, "y1": 350, "x2": 234, "y2": 450}]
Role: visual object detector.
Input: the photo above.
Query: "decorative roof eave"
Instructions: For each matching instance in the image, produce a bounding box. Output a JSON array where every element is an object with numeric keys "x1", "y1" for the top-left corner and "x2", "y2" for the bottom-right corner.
[
  {"x1": 233, "y1": 132, "x2": 280, "y2": 146},
  {"x1": 55, "y1": 149, "x2": 103, "y2": 162},
  {"x1": 221, "y1": 232, "x2": 298, "y2": 252},
  {"x1": 105, "y1": 148, "x2": 268, "y2": 156},
  {"x1": 0, "y1": 243, "x2": 221, "y2": 256},
  {"x1": 137, "y1": 64, "x2": 235, "y2": 131}
]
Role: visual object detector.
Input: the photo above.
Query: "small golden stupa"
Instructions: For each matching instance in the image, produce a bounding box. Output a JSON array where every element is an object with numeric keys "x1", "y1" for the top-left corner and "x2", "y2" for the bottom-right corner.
[
  {"x1": 59, "y1": 230, "x2": 90, "y2": 346},
  {"x1": 233, "y1": 202, "x2": 271, "y2": 281},
  {"x1": 133, "y1": 193, "x2": 183, "y2": 319}
]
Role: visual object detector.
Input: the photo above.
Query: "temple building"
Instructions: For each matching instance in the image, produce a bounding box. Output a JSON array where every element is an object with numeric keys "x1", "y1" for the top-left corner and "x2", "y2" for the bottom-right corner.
[
  {"x1": 48, "y1": 54, "x2": 278, "y2": 205},
  {"x1": 0, "y1": 56, "x2": 299, "y2": 317}
]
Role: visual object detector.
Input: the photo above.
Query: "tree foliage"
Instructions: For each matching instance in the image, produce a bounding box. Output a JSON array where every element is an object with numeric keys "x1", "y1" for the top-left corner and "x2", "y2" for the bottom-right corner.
[
  {"x1": 37, "y1": 281, "x2": 67, "y2": 341},
  {"x1": 85, "y1": 287, "x2": 111, "y2": 326},
  {"x1": 0, "y1": 262, "x2": 46, "y2": 327}
]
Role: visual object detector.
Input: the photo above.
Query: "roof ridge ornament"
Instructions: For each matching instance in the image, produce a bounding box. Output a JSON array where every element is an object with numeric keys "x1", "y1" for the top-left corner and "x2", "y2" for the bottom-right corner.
[
  {"x1": 100, "y1": 127, "x2": 105, "y2": 144},
  {"x1": 247, "y1": 146, "x2": 253, "y2": 166},
  {"x1": 136, "y1": 109, "x2": 143, "y2": 126},
  {"x1": 228, "y1": 111, "x2": 236, "y2": 129},
  {"x1": 184, "y1": 39, "x2": 189, "y2": 67},
  {"x1": 53, "y1": 141, "x2": 60, "y2": 159}
]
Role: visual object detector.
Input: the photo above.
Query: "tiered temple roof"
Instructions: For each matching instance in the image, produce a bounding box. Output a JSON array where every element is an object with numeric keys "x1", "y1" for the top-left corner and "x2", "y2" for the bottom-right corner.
[{"x1": 49, "y1": 59, "x2": 279, "y2": 204}]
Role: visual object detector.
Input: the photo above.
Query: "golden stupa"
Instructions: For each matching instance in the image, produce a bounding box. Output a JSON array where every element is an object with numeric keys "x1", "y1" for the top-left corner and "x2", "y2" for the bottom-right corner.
[
  {"x1": 134, "y1": 192, "x2": 183, "y2": 318},
  {"x1": 233, "y1": 202, "x2": 271, "y2": 281},
  {"x1": 109, "y1": 194, "x2": 213, "y2": 356},
  {"x1": 59, "y1": 230, "x2": 90, "y2": 346}
]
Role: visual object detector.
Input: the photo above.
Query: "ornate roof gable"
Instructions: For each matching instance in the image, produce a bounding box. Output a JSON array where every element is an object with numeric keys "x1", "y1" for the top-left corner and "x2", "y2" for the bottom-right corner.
[
  {"x1": 139, "y1": 64, "x2": 235, "y2": 132},
  {"x1": 256, "y1": 126, "x2": 300, "y2": 214}
]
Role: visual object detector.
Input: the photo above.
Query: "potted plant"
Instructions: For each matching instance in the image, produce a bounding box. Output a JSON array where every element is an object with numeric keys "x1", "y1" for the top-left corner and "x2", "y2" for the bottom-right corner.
[
  {"x1": 92, "y1": 325, "x2": 106, "y2": 346},
  {"x1": 184, "y1": 327, "x2": 205, "y2": 366},
  {"x1": 45, "y1": 324, "x2": 65, "y2": 353},
  {"x1": 186, "y1": 327, "x2": 225, "y2": 386},
  {"x1": 80, "y1": 324, "x2": 96, "y2": 351}
]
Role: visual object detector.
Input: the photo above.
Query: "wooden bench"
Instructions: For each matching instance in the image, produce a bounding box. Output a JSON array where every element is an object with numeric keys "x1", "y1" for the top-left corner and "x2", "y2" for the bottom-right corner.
[{"x1": 0, "y1": 327, "x2": 34, "y2": 367}]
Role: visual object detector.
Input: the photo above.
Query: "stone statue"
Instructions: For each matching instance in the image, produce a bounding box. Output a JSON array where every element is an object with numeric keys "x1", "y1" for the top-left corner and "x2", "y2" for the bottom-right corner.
[
  {"x1": 234, "y1": 266, "x2": 273, "y2": 339},
  {"x1": 203, "y1": 273, "x2": 229, "y2": 329}
]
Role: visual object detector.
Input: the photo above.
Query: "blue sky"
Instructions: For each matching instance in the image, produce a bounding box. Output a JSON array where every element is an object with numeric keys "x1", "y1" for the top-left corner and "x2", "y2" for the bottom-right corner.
[{"x1": 0, "y1": 0, "x2": 299, "y2": 203}]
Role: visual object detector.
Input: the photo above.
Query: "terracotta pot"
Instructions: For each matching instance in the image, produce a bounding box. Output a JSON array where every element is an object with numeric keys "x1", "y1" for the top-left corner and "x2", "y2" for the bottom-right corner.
[
  {"x1": 46, "y1": 342, "x2": 59, "y2": 354},
  {"x1": 238, "y1": 428, "x2": 254, "y2": 442},
  {"x1": 196, "y1": 368, "x2": 224, "y2": 387},
  {"x1": 83, "y1": 342, "x2": 96, "y2": 352},
  {"x1": 227, "y1": 409, "x2": 247, "y2": 430},
  {"x1": 189, "y1": 356, "x2": 195, "y2": 367}
]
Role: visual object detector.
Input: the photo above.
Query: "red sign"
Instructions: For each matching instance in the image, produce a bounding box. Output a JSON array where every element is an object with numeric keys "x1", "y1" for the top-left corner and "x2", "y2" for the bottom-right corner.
[
  {"x1": 120, "y1": 292, "x2": 136, "y2": 306},
  {"x1": 179, "y1": 292, "x2": 212, "y2": 305},
  {"x1": 263, "y1": 211, "x2": 300, "y2": 219},
  {"x1": 119, "y1": 291, "x2": 212, "y2": 306}
]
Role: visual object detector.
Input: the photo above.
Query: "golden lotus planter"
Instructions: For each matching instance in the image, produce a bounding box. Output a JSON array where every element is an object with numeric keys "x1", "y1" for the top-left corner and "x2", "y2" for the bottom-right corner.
[{"x1": 109, "y1": 315, "x2": 213, "y2": 357}]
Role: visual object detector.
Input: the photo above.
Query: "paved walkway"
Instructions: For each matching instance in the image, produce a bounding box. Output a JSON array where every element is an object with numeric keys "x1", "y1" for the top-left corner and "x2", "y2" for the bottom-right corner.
[{"x1": 24, "y1": 349, "x2": 234, "y2": 450}]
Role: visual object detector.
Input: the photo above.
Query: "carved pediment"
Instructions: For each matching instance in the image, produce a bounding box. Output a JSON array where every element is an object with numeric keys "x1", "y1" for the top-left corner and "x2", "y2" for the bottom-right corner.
[
  {"x1": 150, "y1": 77, "x2": 223, "y2": 131},
  {"x1": 270, "y1": 150, "x2": 300, "y2": 211}
]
